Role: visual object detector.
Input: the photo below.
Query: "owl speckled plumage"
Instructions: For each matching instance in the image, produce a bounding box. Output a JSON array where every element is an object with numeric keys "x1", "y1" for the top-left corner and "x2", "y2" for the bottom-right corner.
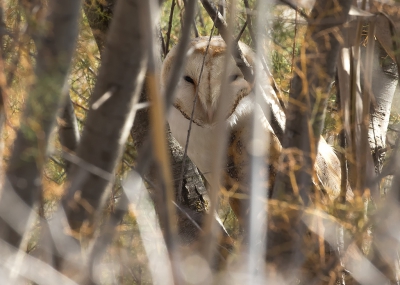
[{"x1": 161, "y1": 36, "x2": 343, "y2": 220}]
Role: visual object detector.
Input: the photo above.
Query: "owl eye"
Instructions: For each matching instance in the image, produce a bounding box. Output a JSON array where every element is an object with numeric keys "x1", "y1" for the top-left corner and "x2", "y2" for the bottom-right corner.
[
  {"x1": 183, "y1": 76, "x2": 195, "y2": 84},
  {"x1": 229, "y1": 74, "x2": 240, "y2": 82}
]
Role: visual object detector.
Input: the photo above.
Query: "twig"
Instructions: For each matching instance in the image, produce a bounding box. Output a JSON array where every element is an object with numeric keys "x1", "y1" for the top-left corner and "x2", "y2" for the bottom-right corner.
[
  {"x1": 70, "y1": 86, "x2": 90, "y2": 102},
  {"x1": 203, "y1": 2, "x2": 289, "y2": 142},
  {"x1": 289, "y1": 9, "x2": 298, "y2": 92},
  {"x1": 335, "y1": 72, "x2": 350, "y2": 281},
  {"x1": 199, "y1": 0, "x2": 240, "y2": 268},
  {"x1": 218, "y1": 0, "x2": 225, "y2": 17},
  {"x1": 173, "y1": 201, "x2": 202, "y2": 231},
  {"x1": 61, "y1": 150, "x2": 114, "y2": 181},
  {"x1": 279, "y1": 0, "x2": 309, "y2": 20},
  {"x1": 165, "y1": 0, "x2": 176, "y2": 54},
  {"x1": 159, "y1": 28, "x2": 166, "y2": 57},
  {"x1": 49, "y1": 156, "x2": 65, "y2": 168},
  {"x1": 222, "y1": 208, "x2": 231, "y2": 225},
  {"x1": 164, "y1": 0, "x2": 198, "y2": 109},
  {"x1": 178, "y1": 20, "x2": 216, "y2": 202},
  {"x1": 193, "y1": 19, "x2": 200, "y2": 37},
  {"x1": 235, "y1": 20, "x2": 247, "y2": 42},
  {"x1": 71, "y1": 100, "x2": 89, "y2": 111},
  {"x1": 243, "y1": 0, "x2": 255, "y2": 43},
  {"x1": 200, "y1": 0, "x2": 254, "y2": 83}
]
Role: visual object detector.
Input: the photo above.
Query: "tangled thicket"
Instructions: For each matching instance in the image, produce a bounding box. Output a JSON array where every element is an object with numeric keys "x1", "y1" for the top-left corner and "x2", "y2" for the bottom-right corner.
[{"x1": 0, "y1": 0, "x2": 398, "y2": 284}]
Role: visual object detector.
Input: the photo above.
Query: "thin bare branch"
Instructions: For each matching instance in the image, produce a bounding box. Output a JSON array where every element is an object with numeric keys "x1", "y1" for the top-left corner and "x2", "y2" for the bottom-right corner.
[
  {"x1": 178, "y1": 21, "x2": 216, "y2": 203},
  {"x1": 202, "y1": 0, "x2": 287, "y2": 143},
  {"x1": 243, "y1": 0, "x2": 255, "y2": 42},
  {"x1": 279, "y1": 0, "x2": 309, "y2": 20},
  {"x1": 235, "y1": 20, "x2": 247, "y2": 42},
  {"x1": 165, "y1": 0, "x2": 176, "y2": 54},
  {"x1": 200, "y1": 0, "x2": 254, "y2": 83}
]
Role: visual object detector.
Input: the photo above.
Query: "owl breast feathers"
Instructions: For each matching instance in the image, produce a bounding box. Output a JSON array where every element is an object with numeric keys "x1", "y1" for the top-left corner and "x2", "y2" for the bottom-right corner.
[{"x1": 161, "y1": 36, "x2": 344, "y2": 217}]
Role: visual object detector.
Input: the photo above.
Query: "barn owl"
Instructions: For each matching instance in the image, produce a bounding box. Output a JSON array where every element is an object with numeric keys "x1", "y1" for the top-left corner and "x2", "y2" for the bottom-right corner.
[{"x1": 161, "y1": 36, "x2": 343, "y2": 220}]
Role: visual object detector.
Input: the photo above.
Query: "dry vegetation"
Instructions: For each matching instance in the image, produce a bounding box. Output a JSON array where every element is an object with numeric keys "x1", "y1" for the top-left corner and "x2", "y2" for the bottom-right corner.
[{"x1": 0, "y1": 0, "x2": 398, "y2": 284}]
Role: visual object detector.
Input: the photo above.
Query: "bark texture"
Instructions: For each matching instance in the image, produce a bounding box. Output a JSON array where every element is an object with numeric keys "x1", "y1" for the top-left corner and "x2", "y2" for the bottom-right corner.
[
  {"x1": 362, "y1": 18, "x2": 398, "y2": 172},
  {"x1": 368, "y1": 51, "x2": 397, "y2": 168},
  {"x1": 0, "y1": 0, "x2": 82, "y2": 248}
]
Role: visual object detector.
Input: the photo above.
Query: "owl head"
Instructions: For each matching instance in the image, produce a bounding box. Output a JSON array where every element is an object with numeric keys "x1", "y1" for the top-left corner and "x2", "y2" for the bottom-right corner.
[{"x1": 161, "y1": 36, "x2": 254, "y2": 127}]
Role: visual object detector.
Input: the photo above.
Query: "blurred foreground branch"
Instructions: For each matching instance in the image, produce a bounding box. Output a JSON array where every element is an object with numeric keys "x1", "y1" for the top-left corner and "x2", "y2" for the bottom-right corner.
[
  {"x1": 62, "y1": 0, "x2": 149, "y2": 235},
  {"x1": 0, "y1": 0, "x2": 82, "y2": 249},
  {"x1": 267, "y1": 0, "x2": 352, "y2": 282}
]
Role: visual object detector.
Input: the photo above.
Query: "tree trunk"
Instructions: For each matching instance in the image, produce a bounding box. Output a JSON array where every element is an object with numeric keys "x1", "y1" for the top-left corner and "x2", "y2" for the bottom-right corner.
[
  {"x1": 62, "y1": 0, "x2": 150, "y2": 234},
  {"x1": 362, "y1": 29, "x2": 398, "y2": 173}
]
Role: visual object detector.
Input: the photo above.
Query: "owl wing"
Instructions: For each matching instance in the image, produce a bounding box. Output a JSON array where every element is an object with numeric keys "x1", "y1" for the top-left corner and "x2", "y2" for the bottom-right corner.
[
  {"x1": 256, "y1": 67, "x2": 349, "y2": 202},
  {"x1": 224, "y1": 103, "x2": 282, "y2": 220}
]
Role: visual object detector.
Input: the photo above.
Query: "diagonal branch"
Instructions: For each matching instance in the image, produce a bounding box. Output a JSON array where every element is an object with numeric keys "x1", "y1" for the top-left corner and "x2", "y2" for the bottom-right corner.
[
  {"x1": 200, "y1": 0, "x2": 254, "y2": 83},
  {"x1": 201, "y1": 0, "x2": 286, "y2": 142},
  {"x1": 62, "y1": 0, "x2": 150, "y2": 234}
]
